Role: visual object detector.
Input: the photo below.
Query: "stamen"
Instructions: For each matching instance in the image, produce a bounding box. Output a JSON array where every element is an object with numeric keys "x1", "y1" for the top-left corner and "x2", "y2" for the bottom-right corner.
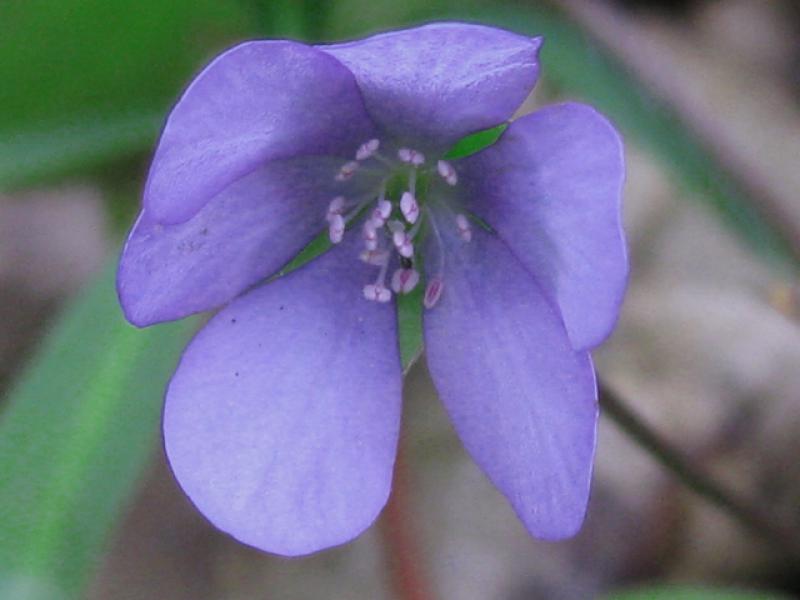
[
  {"x1": 392, "y1": 230, "x2": 414, "y2": 258},
  {"x1": 398, "y1": 148, "x2": 425, "y2": 166},
  {"x1": 363, "y1": 221, "x2": 379, "y2": 251},
  {"x1": 326, "y1": 196, "x2": 345, "y2": 222},
  {"x1": 391, "y1": 268, "x2": 420, "y2": 294},
  {"x1": 335, "y1": 160, "x2": 360, "y2": 181},
  {"x1": 364, "y1": 256, "x2": 392, "y2": 303},
  {"x1": 359, "y1": 249, "x2": 389, "y2": 265},
  {"x1": 400, "y1": 191, "x2": 419, "y2": 224},
  {"x1": 456, "y1": 213, "x2": 472, "y2": 242},
  {"x1": 423, "y1": 206, "x2": 446, "y2": 306},
  {"x1": 363, "y1": 283, "x2": 392, "y2": 303},
  {"x1": 370, "y1": 199, "x2": 392, "y2": 228},
  {"x1": 437, "y1": 160, "x2": 458, "y2": 186},
  {"x1": 328, "y1": 214, "x2": 345, "y2": 244},
  {"x1": 355, "y1": 138, "x2": 380, "y2": 161},
  {"x1": 424, "y1": 277, "x2": 443, "y2": 308},
  {"x1": 408, "y1": 169, "x2": 417, "y2": 194}
]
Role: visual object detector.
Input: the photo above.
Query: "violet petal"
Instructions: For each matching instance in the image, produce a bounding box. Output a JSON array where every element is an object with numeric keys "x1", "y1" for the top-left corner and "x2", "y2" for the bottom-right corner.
[
  {"x1": 423, "y1": 218, "x2": 597, "y2": 539},
  {"x1": 163, "y1": 235, "x2": 402, "y2": 556},
  {"x1": 461, "y1": 102, "x2": 627, "y2": 350},
  {"x1": 145, "y1": 40, "x2": 375, "y2": 225},
  {"x1": 118, "y1": 158, "x2": 373, "y2": 326},
  {"x1": 321, "y1": 23, "x2": 541, "y2": 153}
]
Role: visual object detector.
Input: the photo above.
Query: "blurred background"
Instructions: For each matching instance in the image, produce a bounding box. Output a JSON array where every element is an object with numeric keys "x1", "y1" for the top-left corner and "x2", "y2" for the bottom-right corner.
[{"x1": 2, "y1": 1, "x2": 800, "y2": 599}]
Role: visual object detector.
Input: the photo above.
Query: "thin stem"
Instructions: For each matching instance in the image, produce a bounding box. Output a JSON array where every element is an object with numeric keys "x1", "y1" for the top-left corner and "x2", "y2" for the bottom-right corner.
[
  {"x1": 598, "y1": 378, "x2": 800, "y2": 563},
  {"x1": 379, "y1": 434, "x2": 436, "y2": 600}
]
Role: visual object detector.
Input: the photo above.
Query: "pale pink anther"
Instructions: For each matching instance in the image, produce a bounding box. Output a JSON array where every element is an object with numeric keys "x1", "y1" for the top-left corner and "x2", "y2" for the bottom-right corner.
[
  {"x1": 370, "y1": 199, "x2": 392, "y2": 227},
  {"x1": 335, "y1": 161, "x2": 359, "y2": 181},
  {"x1": 363, "y1": 221, "x2": 379, "y2": 251},
  {"x1": 423, "y1": 277, "x2": 444, "y2": 308},
  {"x1": 363, "y1": 283, "x2": 392, "y2": 303},
  {"x1": 391, "y1": 268, "x2": 420, "y2": 294},
  {"x1": 326, "y1": 196, "x2": 345, "y2": 222},
  {"x1": 359, "y1": 249, "x2": 389, "y2": 265},
  {"x1": 400, "y1": 192, "x2": 419, "y2": 224},
  {"x1": 397, "y1": 148, "x2": 425, "y2": 166},
  {"x1": 328, "y1": 214, "x2": 345, "y2": 244},
  {"x1": 355, "y1": 138, "x2": 380, "y2": 161},
  {"x1": 392, "y1": 230, "x2": 414, "y2": 258},
  {"x1": 437, "y1": 160, "x2": 458, "y2": 186},
  {"x1": 456, "y1": 213, "x2": 472, "y2": 242},
  {"x1": 376, "y1": 199, "x2": 392, "y2": 220}
]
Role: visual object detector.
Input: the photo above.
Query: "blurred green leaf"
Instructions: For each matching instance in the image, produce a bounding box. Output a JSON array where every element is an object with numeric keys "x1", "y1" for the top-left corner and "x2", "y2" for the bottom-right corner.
[
  {"x1": 0, "y1": 0, "x2": 256, "y2": 190},
  {"x1": 243, "y1": 0, "x2": 333, "y2": 41},
  {"x1": 0, "y1": 261, "x2": 196, "y2": 599},
  {"x1": 604, "y1": 585, "x2": 790, "y2": 600},
  {"x1": 0, "y1": 110, "x2": 162, "y2": 190}
]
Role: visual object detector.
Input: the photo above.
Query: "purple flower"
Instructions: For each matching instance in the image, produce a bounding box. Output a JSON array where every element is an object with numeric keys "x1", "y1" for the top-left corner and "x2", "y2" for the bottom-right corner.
[{"x1": 118, "y1": 22, "x2": 627, "y2": 556}]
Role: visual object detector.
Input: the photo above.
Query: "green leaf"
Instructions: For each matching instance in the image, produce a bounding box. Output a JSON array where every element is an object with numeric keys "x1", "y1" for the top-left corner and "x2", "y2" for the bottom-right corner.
[
  {"x1": 0, "y1": 260, "x2": 196, "y2": 599},
  {"x1": 0, "y1": 0, "x2": 256, "y2": 190},
  {"x1": 0, "y1": 110, "x2": 162, "y2": 190},
  {"x1": 604, "y1": 585, "x2": 790, "y2": 600},
  {"x1": 242, "y1": 0, "x2": 333, "y2": 41}
]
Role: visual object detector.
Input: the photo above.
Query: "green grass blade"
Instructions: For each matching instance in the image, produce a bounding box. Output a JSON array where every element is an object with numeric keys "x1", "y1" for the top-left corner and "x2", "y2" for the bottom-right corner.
[{"x1": 0, "y1": 260, "x2": 195, "y2": 598}]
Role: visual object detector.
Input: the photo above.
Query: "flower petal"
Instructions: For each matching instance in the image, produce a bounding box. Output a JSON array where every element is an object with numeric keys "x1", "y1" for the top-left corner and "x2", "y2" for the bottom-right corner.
[
  {"x1": 163, "y1": 236, "x2": 402, "y2": 556},
  {"x1": 423, "y1": 219, "x2": 597, "y2": 539},
  {"x1": 146, "y1": 40, "x2": 375, "y2": 224},
  {"x1": 460, "y1": 102, "x2": 627, "y2": 350},
  {"x1": 119, "y1": 157, "x2": 368, "y2": 327},
  {"x1": 321, "y1": 23, "x2": 541, "y2": 152}
]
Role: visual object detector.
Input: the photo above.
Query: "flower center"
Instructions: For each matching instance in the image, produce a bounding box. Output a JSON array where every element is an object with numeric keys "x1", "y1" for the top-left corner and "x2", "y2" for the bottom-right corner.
[{"x1": 326, "y1": 139, "x2": 472, "y2": 306}]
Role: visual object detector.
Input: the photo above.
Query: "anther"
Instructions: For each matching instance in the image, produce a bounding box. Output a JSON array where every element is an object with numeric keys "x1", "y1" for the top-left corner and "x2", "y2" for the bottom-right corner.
[
  {"x1": 363, "y1": 283, "x2": 392, "y2": 303},
  {"x1": 424, "y1": 277, "x2": 444, "y2": 308},
  {"x1": 328, "y1": 214, "x2": 345, "y2": 244},
  {"x1": 456, "y1": 213, "x2": 472, "y2": 242},
  {"x1": 437, "y1": 160, "x2": 458, "y2": 186},
  {"x1": 355, "y1": 138, "x2": 380, "y2": 161},
  {"x1": 335, "y1": 161, "x2": 359, "y2": 181},
  {"x1": 391, "y1": 268, "x2": 420, "y2": 294},
  {"x1": 326, "y1": 196, "x2": 345, "y2": 222},
  {"x1": 392, "y1": 230, "x2": 414, "y2": 258},
  {"x1": 370, "y1": 199, "x2": 392, "y2": 227},
  {"x1": 398, "y1": 148, "x2": 425, "y2": 166},
  {"x1": 363, "y1": 221, "x2": 379, "y2": 251},
  {"x1": 400, "y1": 192, "x2": 419, "y2": 224}
]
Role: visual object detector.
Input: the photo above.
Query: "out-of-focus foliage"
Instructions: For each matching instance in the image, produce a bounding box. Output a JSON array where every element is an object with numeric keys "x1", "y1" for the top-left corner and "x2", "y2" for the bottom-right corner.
[
  {"x1": 0, "y1": 262, "x2": 195, "y2": 598},
  {"x1": 0, "y1": 0, "x2": 258, "y2": 189},
  {"x1": 605, "y1": 585, "x2": 791, "y2": 600},
  {"x1": 1, "y1": 0, "x2": 798, "y2": 598}
]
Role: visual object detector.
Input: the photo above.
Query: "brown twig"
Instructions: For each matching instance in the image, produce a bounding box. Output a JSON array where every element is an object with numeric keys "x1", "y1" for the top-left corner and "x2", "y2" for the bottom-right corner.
[{"x1": 598, "y1": 378, "x2": 800, "y2": 564}]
